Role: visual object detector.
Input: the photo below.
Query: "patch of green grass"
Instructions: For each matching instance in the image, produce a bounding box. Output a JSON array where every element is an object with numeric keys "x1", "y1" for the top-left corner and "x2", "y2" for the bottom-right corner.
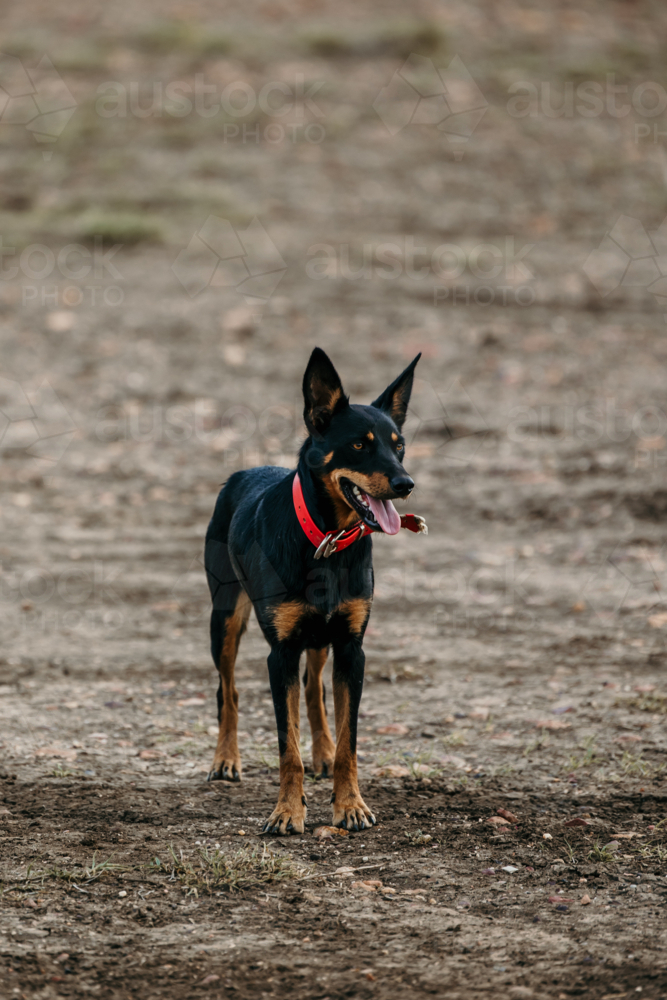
[
  {"x1": 561, "y1": 56, "x2": 622, "y2": 84},
  {"x1": 197, "y1": 32, "x2": 235, "y2": 58},
  {"x1": 638, "y1": 844, "x2": 667, "y2": 863},
  {"x1": 442, "y1": 731, "x2": 467, "y2": 747},
  {"x1": 56, "y1": 42, "x2": 109, "y2": 72},
  {"x1": 0, "y1": 34, "x2": 43, "y2": 59},
  {"x1": 619, "y1": 751, "x2": 666, "y2": 778},
  {"x1": 373, "y1": 20, "x2": 446, "y2": 59},
  {"x1": 72, "y1": 211, "x2": 166, "y2": 246},
  {"x1": 298, "y1": 27, "x2": 357, "y2": 58},
  {"x1": 246, "y1": 750, "x2": 279, "y2": 771},
  {"x1": 170, "y1": 742, "x2": 206, "y2": 756},
  {"x1": 522, "y1": 736, "x2": 552, "y2": 757},
  {"x1": 156, "y1": 843, "x2": 311, "y2": 895},
  {"x1": 49, "y1": 765, "x2": 74, "y2": 778},
  {"x1": 621, "y1": 694, "x2": 667, "y2": 714},
  {"x1": 127, "y1": 20, "x2": 233, "y2": 58},
  {"x1": 488, "y1": 762, "x2": 515, "y2": 777},
  {"x1": 2, "y1": 853, "x2": 131, "y2": 893},
  {"x1": 405, "y1": 829, "x2": 433, "y2": 846},
  {"x1": 368, "y1": 664, "x2": 427, "y2": 683},
  {"x1": 299, "y1": 20, "x2": 445, "y2": 59},
  {"x1": 562, "y1": 839, "x2": 577, "y2": 863},
  {"x1": 588, "y1": 841, "x2": 618, "y2": 864},
  {"x1": 564, "y1": 735, "x2": 598, "y2": 771},
  {"x1": 402, "y1": 749, "x2": 439, "y2": 779}
]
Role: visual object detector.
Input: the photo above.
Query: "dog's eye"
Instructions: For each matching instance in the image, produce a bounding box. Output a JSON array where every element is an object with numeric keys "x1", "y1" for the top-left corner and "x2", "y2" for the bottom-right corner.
[
  {"x1": 352, "y1": 442, "x2": 363, "y2": 450},
  {"x1": 396, "y1": 443, "x2": 404, "y2": 452}
]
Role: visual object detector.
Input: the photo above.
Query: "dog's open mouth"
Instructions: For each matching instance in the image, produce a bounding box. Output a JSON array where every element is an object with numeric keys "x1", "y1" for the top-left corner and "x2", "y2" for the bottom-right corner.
[{"x1": 340, "y1": 478, "x2": 401, "y2": 535}]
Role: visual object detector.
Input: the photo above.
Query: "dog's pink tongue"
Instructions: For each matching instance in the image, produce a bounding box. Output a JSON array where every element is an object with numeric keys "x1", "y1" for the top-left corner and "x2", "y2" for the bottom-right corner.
[{"x1": 366, "y1": 495, "x2": 401, "y2": 535}]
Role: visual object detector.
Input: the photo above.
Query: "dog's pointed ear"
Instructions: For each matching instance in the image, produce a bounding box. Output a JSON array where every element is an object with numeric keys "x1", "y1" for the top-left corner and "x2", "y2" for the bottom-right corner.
[
  {"x1": 303, "y1": 348, "x2": 349, "y2": 436},
  {"x1": 370, "y1": 353, "x2": 421, "y2": 429}
]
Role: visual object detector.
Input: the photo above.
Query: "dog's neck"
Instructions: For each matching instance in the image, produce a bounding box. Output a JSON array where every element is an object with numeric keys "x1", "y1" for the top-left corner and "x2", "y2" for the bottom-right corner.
[{"x1": 297, "y1": 441, "x2": 352, "y2": 533}]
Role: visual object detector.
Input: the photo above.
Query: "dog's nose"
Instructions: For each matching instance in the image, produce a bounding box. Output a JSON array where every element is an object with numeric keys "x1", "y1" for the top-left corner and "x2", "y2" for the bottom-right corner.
[{"x1": 390, "y1": 475, "x2": 414, "y2": 498}]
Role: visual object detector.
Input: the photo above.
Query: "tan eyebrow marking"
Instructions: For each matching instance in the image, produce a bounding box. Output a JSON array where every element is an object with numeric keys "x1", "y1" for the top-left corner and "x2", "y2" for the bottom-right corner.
[
  {"x1": 366, "y1": 432, "x2": 374, "y2": 441},
  {"x1": 391, "y1": 432, "x2": 398, "y2": 442}
]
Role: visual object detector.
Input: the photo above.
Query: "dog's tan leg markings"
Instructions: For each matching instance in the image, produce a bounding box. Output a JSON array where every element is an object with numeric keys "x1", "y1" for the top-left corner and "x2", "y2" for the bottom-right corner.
[
  {"x1": 263, "y1": 683, "x2": 307, "y2": 835},
  {"x1": 304, "y1": 647, "x2": 336, "y2": 778},
  {"x1": 271, "y1": 599, "x2": 313, "y2": 642},
  {"x1": 339, "y1": 597, "x2": 372, "y2": 637},
  {"x1": 208, "y1": 589, "x2": 251, "y2": 782},
  {"x1": 332, "y1": 676, "x2": 375, "y2": 831}
]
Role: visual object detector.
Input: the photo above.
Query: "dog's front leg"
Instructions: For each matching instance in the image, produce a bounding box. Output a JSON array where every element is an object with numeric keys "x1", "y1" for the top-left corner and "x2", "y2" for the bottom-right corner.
[
  {"x1": 331, "y1": 638, "x2": 376, "y2": 831},
  {"x1": 263, "y1": 644, "x2": 306, "y2": 835},
  {"x1": 304, "y1": 646, "x2": 336, "y2": 777}
]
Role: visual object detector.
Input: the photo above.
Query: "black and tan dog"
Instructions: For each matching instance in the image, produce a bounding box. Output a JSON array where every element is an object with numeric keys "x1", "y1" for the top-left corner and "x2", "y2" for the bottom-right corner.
[{"x1": 204, "y1": 348, "x2": 426, "y2": 833}]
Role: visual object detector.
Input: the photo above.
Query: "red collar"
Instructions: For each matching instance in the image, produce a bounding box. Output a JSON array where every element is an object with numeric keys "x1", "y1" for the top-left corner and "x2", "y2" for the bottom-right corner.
[{"x1": 292, "y1": 471, "x2": 427, "y2": 559}]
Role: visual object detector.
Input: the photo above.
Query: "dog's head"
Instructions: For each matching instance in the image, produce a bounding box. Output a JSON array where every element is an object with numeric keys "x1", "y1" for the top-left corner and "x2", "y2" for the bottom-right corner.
[{"x1": 301, "y1": 347, "x2": 420, "y2": 533}]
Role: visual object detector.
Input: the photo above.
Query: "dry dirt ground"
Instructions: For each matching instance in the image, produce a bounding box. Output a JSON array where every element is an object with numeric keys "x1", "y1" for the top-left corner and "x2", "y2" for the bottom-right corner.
[{"x1": 2, "y1": 1, "x2": 667, "y2": 998}]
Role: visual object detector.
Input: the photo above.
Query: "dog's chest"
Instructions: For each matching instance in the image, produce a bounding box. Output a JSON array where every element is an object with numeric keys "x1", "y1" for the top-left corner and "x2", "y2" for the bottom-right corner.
[{"x1": 304, "y1": 559, "x2": 373, "y2": 616}]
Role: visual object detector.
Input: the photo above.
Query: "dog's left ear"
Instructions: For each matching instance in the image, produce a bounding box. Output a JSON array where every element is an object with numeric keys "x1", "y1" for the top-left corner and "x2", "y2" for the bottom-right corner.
[
  {"x1": 370, "y1": 353, "x2": 421, "y2": 429},
  {"x1": 303, "y1": 347, "x2": 349, "y2": 436}
]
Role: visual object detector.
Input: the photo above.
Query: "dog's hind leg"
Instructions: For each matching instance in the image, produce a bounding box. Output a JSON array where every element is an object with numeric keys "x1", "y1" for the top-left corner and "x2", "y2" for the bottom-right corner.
[
  {"x1": 303, "y1": 647, "x2": 335, "y2": 778},
  {"x1": 207, "y1": 588, "x2": 251, "y2": 782}
]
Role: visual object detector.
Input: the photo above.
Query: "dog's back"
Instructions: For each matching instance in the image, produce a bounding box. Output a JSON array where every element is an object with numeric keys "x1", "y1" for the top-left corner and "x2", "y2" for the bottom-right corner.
[{"x1": 207, "y1": 466, "x2": 291, "y2": 547}]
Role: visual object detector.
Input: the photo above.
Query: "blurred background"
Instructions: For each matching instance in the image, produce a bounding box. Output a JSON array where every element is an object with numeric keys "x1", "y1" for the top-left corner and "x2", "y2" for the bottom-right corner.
[
  {"x1": 2, "y1": 1, "x2": 667, "y2": 682},
  {"x1": 3, "y1": 4, "x2": 667, "y2": 994}
]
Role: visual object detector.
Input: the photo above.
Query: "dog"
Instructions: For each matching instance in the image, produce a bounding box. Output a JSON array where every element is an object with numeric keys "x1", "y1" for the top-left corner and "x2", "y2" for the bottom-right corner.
[{"x1": 204, "y1": 348, "x2": 426, "y2": 833}]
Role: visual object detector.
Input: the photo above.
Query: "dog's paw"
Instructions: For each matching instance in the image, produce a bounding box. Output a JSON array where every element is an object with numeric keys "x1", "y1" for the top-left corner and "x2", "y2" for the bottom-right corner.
[
  {"x1": 312, "y1": 740, "x2": 336, "y2": 779},
  {"x1": 207, "y1": 757, "x2": 241, "y2": 783},
  {"x1": 332, "y1": 791, "x2": 376, "y2": 831},
  {"x1": 262, "y1": 795, "x2": 307, "y2": 835},
  {"x1": 313, "y1": 757, "x2": 335, "y2": 779}
]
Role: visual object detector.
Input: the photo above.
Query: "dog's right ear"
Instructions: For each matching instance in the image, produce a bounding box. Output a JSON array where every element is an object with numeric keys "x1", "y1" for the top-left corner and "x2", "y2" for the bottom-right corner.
[{"x1": 303, "y1": 348, "x2": 349, "y2": 436}]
